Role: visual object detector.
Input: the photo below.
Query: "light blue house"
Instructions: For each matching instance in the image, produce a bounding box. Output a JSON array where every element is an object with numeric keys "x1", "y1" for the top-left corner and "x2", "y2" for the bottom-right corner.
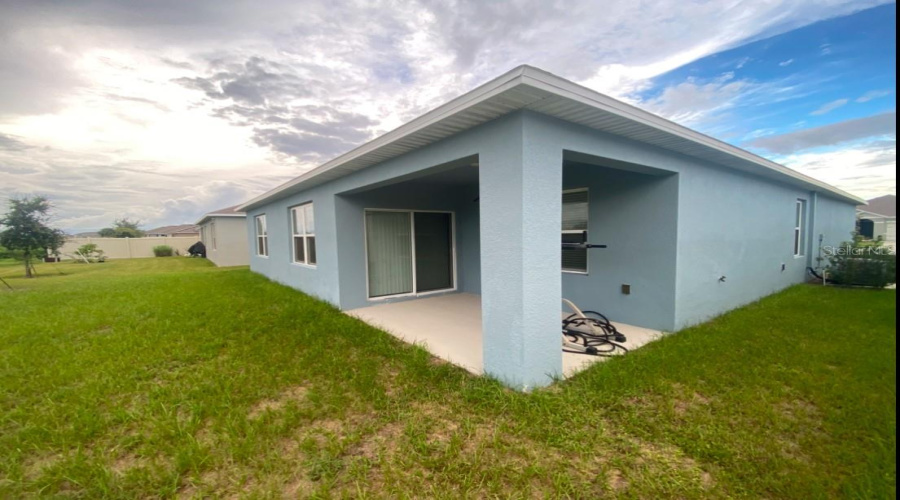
[{"x1": 237, "y1": 66, "x2": 861, "y2": 389}]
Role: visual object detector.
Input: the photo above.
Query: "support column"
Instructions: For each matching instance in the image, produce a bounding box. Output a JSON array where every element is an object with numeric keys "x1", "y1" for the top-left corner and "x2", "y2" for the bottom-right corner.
[{"x1": 479, "y1": 112, "x2": 562, "y2": 390}]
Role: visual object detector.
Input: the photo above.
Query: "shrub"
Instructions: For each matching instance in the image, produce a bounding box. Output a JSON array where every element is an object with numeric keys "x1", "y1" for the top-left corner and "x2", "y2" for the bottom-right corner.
[
  {"x1": 153, "y1": 245, "x2": 174, "y2": 257},
  {"x1": 826, "y1": 233, "x2": 896, "y2": 288}
]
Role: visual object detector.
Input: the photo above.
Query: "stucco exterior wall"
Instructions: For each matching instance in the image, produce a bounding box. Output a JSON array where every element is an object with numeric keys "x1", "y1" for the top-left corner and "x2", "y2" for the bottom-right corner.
[
  {"x1": 245, "y1": 109, "x2": 857, "y2": 386},
  {"x1": 247, "y1": 114, "x2": 519, "y2": 308},
  {"x1": 246, "y1": 187, "x2": 340, "y2": 305},
  {"x1": 480, "y1": 110, "x2": 563, "y2": 389},
  {"x1": 519, "y1": 111, "x2": 857, "y2": 330},
  {"x1": 814, "y1": 195, "x2": 861, "y2": 262},
  {"x1": 200, "y1": 216, "x2": 249, "y2": 267},
  {"x1": 561, "y1": 163, "x2": 679, "y2": 331},
  {"x1": 675, "y1": 164, "x2": 812, "y2": 328},
  {"x1": 332, "y1": 182, "x2": 480, "y2": 310},
  {"x1": 247, "y1": 113, "x2": 564, "y2": 387},
  {"x1": 673, "y1": 174, "x2": 855, "y2": 329}
]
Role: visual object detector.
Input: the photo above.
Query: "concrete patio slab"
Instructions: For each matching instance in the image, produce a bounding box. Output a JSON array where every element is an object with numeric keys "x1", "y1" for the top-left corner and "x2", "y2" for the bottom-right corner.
[{"x1": 347, "y1": 293, "x2": 665, "y2": 379}]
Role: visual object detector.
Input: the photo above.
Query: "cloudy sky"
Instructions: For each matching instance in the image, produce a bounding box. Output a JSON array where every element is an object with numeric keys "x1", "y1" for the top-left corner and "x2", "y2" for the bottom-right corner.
[{"x1": 0, "y1": 0, "x2": 895, "y2": 233}]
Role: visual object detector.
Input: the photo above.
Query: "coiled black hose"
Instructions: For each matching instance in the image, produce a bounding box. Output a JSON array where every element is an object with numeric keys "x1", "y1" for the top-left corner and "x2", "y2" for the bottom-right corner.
[{"x1": 562, "y1": 310, "x2": 629, "y2": 356}]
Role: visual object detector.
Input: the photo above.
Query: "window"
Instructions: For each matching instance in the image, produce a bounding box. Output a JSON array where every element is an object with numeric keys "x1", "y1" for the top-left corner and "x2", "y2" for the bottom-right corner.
[
  {"x1": 562, "y1": 189, "x2": 589, "y2": 273},
  {"x1": 291, "y1": 203, "x2": 316, "y2": 266},
  {"x1": 210, "y1": 222, "x2": 217, "y2": 251},
  {"x1": 255, "y1": 215, "x2": 268, "y2": 257},
  {"x1": 794, "y1": 199, "x2": 807, "y2": 257}
]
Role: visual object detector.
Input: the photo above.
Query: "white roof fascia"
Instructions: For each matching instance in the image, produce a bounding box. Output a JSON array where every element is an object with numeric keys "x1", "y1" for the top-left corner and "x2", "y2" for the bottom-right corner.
[
  {"x1": 517, "y1": 67, "x2": 864, "y2": 204},
  {"x1": 237, "y1": 67, "x2": 529, "y2": 211},
  {"x1": 238, "y1": 65, "x2": 864, "y2": 210}
]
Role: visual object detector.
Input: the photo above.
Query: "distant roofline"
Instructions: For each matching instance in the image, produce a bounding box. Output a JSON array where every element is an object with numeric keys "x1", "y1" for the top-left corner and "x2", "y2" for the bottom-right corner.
[
  {"x1": 145, "y1": 224, "x2": 200, "y2": 235},
  {"x1": 856, "y1": 208, "x2": 895, "y2": 219},
  {"x1": 195, "y1": 205, "x2": 247, "y2": 225},
  {"x1": 238, "y1": 65, "x2": 865, "y2": 211},
  {"x1": 856, "y1": 194, "x2": 896, "y2": 218}
]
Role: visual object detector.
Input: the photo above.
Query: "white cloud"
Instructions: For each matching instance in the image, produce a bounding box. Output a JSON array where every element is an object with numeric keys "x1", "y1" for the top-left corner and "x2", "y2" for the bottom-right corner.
[
  {"x1": 742, "y1": 128, "x2": 779, "y2": 141},
  {"x1": 638, "y1": 74, "x2": 751, "y2": 126},
  {"x1": 0, "y1": 135, "x2": 291, "y2": 232},
  {"x1": 856, "y1": 89, "x2": 892, "y2": 103},
  {"x1": 810, "y1": 98, "x2": 850, "y2": 116},
  {"x1": 576, "y1": 1, "x2": 887, "y2": 97},
  {"x1": 632, "y1": 71, "x2": 827, "y2": 133},
  {"x1": 749, "y1": 112, "x2": 896, "y2": 154},
  {"x1": 778, "y1": 141, "x2": 896, "y2": 199},
  {"x1": 779, "y1": 59, "x2": 795, "y2": 67}
]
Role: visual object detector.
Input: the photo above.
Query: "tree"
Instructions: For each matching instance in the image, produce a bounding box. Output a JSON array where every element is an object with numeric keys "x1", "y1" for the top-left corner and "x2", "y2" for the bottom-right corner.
[
  {"x1": 0, "y1": 196, "x2": 67, "y2": 278},
  {"x1": 98, "y1": 218, "x2": 145, "y2": 238}
]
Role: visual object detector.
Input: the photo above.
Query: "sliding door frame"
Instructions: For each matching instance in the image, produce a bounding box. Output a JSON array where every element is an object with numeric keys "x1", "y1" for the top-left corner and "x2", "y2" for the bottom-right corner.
[{"x1": 363, "y1": 208, "x2": 458, "y2": 301}]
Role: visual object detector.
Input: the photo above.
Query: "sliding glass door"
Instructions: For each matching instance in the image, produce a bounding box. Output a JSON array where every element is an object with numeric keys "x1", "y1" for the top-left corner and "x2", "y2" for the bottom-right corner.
[
  {"x1": 414, "y1": 212, "x2": 453, "y2": 292},
  {"x1": 365, "y1": 210, "x2": 454, "y2": 298}
]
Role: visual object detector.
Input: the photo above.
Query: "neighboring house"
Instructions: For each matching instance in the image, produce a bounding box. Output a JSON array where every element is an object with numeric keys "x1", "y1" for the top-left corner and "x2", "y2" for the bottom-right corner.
[
  {"x1": 196, "y1": 205, "x2": 250, "y2": 267},
  {"x1": 144, "y1": 224, "x2": 200, "y2": 238},
  {"x1": 857, "y1": 195, "x2": 896, "y2": 251},
  {"x1": 237, "y1": 65, "x2": 861, "y2": 389},
  {"x1": 73, "y1": 231, "x2": 101, "y2": 238}
]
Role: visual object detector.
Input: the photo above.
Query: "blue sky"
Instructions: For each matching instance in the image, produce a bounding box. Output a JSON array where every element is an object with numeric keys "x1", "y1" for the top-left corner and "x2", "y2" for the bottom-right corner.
[
  {"x1": 0, "y1": 0, "x2": 895, "y2": 231},
  {"x1": 644, "y1": 3, "x2": 895, "y2": 143},
  {"x1": 624, "y1": 3, "x2": 896, "y2": 198}
]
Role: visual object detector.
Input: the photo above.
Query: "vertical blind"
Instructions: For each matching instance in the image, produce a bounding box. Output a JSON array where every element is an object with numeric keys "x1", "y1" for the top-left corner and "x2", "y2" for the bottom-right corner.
[{"x1": 366, "y1": 211, "x2": 414, "y2": 297}]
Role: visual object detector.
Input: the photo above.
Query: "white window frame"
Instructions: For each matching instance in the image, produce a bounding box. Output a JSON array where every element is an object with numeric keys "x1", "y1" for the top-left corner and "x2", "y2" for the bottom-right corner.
[
  {"x1": 255, "y1": 214, "x2": 268, "y2": 258},
  {"x1": 210, "y1": 221, "x2": 217, "y2": 251},
  {"x1": 794, "y1": 199, "x2": 807, "y2": 258},
  {"x1": 291, "y1": 203, "x2": 316, "y2": 267},
  {"x1": 363, "y1": 209, "x2": 457, "y2": 301},
  {"x1": 562, "y1": 187, "x2": 589, "y2": 275}
]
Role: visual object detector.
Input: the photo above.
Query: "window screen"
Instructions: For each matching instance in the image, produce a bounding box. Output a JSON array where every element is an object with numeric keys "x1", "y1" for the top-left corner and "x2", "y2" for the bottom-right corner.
[{"x1": 562, "y1": 189, "x2": 589, "y2": 272}]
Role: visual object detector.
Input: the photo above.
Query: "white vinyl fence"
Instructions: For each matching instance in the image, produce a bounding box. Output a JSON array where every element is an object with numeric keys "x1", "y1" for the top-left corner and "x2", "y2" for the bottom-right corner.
[{"x1": 58, "y1": 237, "x2": 198, "y2": 260}]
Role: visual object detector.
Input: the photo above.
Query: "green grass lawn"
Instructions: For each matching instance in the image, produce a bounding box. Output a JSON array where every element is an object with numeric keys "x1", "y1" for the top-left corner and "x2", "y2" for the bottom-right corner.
[{"x1": 0, "y1": 259, "x2": 895, "y2": 498}]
